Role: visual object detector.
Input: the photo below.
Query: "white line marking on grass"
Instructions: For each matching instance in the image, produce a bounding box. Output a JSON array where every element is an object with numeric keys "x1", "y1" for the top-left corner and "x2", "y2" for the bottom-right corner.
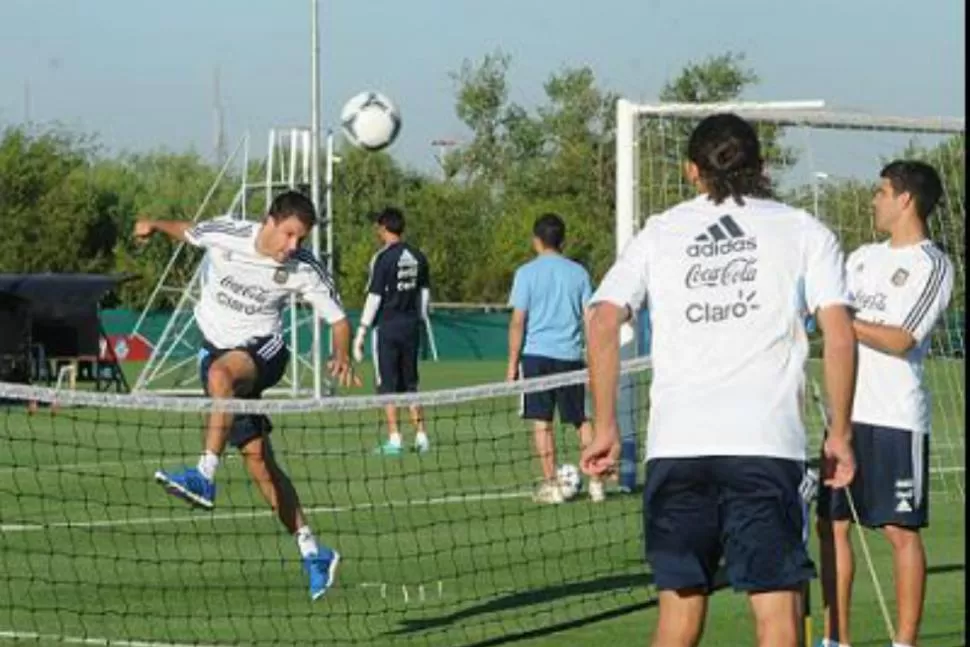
[
  {"x1": 929, "y1": 466, "x2": 966, "y2": 474},
  {"x1": 0, "y1": 489, "x2": 532, "y2": 533},
  {"x1": 0, "y1": 629, "x2": 229, "y2": 646},
  {"x1": 0, "y1": 456, "x2": 165, "y2": 475},
  {"x1": 0, "y1": 455, "x2": 245, "y2": 477}
]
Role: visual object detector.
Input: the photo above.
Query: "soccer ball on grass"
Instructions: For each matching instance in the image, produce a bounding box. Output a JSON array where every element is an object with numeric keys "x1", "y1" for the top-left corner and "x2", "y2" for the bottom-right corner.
[{"x1": 556, "y1": 463, "x2": 582, "y2": 500}]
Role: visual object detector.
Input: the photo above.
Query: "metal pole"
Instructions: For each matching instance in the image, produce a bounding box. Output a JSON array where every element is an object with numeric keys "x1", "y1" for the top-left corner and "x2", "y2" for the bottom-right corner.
[
  {"x1": 614, "y1": 99, "x2": 639, "y2": 493},
  {"x1": 325, "y1": 131, "x2": 336, "y2": 364},
  {"x1": 310, "y1": 0, "x2": 323, "y2": 398}
]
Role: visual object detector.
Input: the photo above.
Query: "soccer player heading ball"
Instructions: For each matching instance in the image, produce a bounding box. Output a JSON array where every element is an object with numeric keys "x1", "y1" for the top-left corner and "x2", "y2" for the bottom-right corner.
[
  {"x1": 134, "y1": 190, "x2": 361, "y2": 601},
  {"x1": 582, "y1": 113, "x2": 857, "y2": 646}
]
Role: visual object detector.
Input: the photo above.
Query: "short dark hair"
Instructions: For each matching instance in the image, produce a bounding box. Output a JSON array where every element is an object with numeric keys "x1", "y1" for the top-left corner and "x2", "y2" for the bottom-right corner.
[
  {"x1": 533, "y1": 213, "x2": 565, "y2": 250},
  {"x1": 687, "y1": 113, "x2": 772, "y2": 206},
  {"x1": 372, "y1": 207, "x2": 405, "y2": 235},
  {"x1": 880, "y1": 160, "x2": 944, "y2": 221},
  {"x1": 267, "y1": 190, "x2": 317, "y2": 229}
]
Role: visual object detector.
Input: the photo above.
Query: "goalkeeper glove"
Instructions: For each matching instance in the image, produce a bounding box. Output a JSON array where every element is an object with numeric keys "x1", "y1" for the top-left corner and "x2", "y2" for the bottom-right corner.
[{"x1": 353, "y1": 327, "x2": 367, "y2": 363}]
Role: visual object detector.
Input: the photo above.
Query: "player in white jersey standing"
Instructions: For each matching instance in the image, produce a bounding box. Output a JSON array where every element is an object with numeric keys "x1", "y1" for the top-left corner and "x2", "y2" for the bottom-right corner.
[
  {"x1": 580, "y1": 113, "x2": 858, "y2": 647},
  {"x1": 817, "y1": 161, "x2": 954, "y2": 647},
  {"x1": 133, "y1": 191, "x2": 360, "y2": 601}
]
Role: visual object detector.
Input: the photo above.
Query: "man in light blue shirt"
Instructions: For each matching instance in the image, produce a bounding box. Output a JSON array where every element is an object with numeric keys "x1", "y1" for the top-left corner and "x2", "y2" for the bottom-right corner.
[{"x1": 507, "y1": 213, "x2": 599, "y2": 504}]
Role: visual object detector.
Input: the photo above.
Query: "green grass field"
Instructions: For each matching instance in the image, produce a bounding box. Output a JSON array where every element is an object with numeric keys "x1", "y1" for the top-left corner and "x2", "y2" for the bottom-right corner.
[{"x1": 0, "y1": 359, "x2": 963, "y2": 646}]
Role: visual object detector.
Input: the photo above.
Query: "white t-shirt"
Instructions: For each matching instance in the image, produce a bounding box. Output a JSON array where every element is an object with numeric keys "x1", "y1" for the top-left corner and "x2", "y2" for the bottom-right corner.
[
  {"x1": 591, "y1": 195, "x2": 849, "y2": 461},
  {"x1": 185, "y1": 217, "x2": 346, "y2": 349},
  {"x1": 847, "y1": 240, "x2": 954, "y2": 434}
]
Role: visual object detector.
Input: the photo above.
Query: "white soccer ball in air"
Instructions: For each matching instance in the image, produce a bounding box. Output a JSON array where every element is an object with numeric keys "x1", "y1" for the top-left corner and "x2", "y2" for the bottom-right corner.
[
  {"x1": 557, "y1": 463, "x2": 582, "y2": 500},
  {"x1": 340, "y1": 91, "x2": 402, "y2": 152}
]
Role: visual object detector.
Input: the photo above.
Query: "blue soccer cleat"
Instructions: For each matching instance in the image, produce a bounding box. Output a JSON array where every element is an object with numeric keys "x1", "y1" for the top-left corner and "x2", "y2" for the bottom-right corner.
[
  {"x1": 303, "y1": 547, "x2": 340, "y2": 601},
  {"x1": 154, "y1": 467, "x2": 216, "y2": 510}
]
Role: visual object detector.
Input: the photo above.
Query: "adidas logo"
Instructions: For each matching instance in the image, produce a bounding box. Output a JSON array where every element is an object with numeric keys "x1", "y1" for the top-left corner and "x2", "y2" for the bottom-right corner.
[
  {"x1": 399, "y1": 248, "x2": 418, "y2": 267},
  {"x1": 687, "y1": 215, "x2": 757, "y2": 257}
]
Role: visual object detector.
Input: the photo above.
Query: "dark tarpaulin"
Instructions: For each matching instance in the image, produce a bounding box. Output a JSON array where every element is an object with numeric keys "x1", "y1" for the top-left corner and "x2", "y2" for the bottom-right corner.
[
  {"x1": 0, "y1": 273, "x2": 128, "y2": 319},
  {"x1": 0, "y1": 274, "x2": 130, "y2": 358}
]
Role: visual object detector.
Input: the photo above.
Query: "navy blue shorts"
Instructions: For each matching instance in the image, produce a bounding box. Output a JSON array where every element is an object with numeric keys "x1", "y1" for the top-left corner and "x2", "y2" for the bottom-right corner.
[
  {"x1": 198, "y1": 334, "x2": 289, "y2": 449},
  {"x1": 519, "y1": 355, "x2": 586, "y2": 427},
  {"x1": 374, "y1": 323, "x2": 420, "y2": 395},
  {"x1": 818, "y1": 423, "x2": 929, "y2": 529},
  {"x1": 643, "y1": 456, "x2": 815, "y2": 593}
]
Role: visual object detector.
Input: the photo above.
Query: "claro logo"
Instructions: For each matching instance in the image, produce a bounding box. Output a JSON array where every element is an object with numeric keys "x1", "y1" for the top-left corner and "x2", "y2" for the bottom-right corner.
[{"x1": 686, "y1": 290, "x2": 761, "y2": 324}]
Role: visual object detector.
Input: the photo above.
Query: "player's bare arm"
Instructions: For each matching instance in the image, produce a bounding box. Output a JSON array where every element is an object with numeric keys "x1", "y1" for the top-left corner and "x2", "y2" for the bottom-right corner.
[
  {"x1": 133, "y1": 218, "x2": 192, "y2": 244},
  {"x1": 815, "y1": 303, "x2": 857, "y2": 489},
  {"x1": 506, "y1": 309, "x2": 526, "y2": 381},
  {"x1": 851, "y1": 319, "x2": 916, "y2": 357},
  {"x1": 581, "y1": 301, "x2": 627, "y2": 477},
  {"x1": 329, "y1": 317, "x2": 361, "y2": 388}
]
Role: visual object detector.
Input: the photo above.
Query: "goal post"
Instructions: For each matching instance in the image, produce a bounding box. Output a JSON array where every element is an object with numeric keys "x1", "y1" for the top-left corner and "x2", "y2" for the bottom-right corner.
[
  {"x1": 614, "y1": 99, "x2": 828, "y2": 492},
  {"x1": 613, "y1": 99, "x2": 966, "y2": 500}
]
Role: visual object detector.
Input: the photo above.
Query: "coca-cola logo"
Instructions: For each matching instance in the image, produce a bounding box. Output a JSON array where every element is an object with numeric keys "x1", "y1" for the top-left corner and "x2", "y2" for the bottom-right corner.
[
  {"x1": 220, "y1": 275, "x2": 270, "y2": 303},
  {"x1": 685, "y1": 257, "x2": 758, "y2": 289}
]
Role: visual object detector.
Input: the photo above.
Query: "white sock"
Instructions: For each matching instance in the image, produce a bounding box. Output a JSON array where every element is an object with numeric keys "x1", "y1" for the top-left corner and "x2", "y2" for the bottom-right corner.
[
  {"x1": 197, "y1": 451, "x2": 219, "y2": 482},
  {"x1": 295, "y1": 526, "x2": 319, "y2": 558},
  {"x1": 892, "y1": 643, "x2": 913, "y2": 647},
  {"x1": 822, "y1": 641, "x2": 851, "y2": 647},
  {"x1": 415, "y1": 431, "x2": 429, "y2": 446},
  {"x1": 388, "y1": 432, "x2": 402, "y2": 447}
]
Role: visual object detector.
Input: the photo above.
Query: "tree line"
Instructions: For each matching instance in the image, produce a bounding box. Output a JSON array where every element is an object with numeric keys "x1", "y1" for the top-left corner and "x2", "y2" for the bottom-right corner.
[{"x1": 0, "y1": 52, "x2": 962, "y2": 313}]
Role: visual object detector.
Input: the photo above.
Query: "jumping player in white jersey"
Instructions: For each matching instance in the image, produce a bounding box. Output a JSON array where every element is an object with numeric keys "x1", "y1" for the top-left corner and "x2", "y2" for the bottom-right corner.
[
  {"x1": 817, "y1": 161, "x2": 954, "y2": 647},
  {"x1": 581, "y1": 113, "x2": 858, "y2": 647},
  {"x1": 133, "y1": 191, "x2": 360, "y2": 601}
]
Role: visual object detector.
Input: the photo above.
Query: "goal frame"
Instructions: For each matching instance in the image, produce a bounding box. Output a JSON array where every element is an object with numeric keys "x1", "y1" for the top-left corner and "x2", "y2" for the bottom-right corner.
[{"x1": 613, "y1": 99, "x2": 966, "y2": 491}]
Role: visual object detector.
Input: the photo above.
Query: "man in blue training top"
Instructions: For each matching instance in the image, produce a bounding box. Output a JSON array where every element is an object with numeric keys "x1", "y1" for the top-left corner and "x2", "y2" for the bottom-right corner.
[
  {"x1": 353, "y1": 207, "x2": 432, "y2": 455},
  {"x1": 507, "y1": 213, "x2": 600, "y2": 504}
]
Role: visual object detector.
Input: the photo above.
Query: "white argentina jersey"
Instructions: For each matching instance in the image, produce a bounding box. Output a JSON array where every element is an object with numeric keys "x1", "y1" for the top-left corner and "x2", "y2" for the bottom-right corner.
[
  {"x1": 591, "y1": 195, "x2": 849, "y2": 461},
  {"x1": 847, "y1": 240, "x2": 954, "y2": 434},
  {"x1": 185, "y1": 218, "x2": 346, "y2": 349}
]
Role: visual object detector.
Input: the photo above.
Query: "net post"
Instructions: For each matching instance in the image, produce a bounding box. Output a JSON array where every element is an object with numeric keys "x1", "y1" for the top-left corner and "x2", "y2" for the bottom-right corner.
[{"x1": 615, "y1": 98, "x2": 639, "y2": 491}]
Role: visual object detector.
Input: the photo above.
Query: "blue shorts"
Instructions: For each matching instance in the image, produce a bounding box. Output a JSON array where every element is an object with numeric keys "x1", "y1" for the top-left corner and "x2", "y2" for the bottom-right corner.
[
  {"x1": 198, "y1": 334, "x2": 289, "y2": 449},
  {"x1": 519, "y1": 355, "x2": 586, "y2": 427},
  {"x1": 643, "y1": 456, "x2": 815, "y2": 593},
  {"x1": 374, "y1": 323, "x2": 420, "y2": 394},
  {"x1": 818, "y1": 423, "x2": 929, "y2": 529}
]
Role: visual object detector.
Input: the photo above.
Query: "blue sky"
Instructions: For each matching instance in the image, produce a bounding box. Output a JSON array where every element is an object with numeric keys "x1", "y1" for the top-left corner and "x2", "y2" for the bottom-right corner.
[{"x1": 0, "y1": 0, "x2": 964, "y2": 174}]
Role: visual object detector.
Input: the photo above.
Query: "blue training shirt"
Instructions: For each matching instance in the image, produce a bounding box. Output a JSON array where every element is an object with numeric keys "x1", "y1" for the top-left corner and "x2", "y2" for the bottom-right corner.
[{"x1": 508, "y1": 253, "x2": 592, "y2": 361}]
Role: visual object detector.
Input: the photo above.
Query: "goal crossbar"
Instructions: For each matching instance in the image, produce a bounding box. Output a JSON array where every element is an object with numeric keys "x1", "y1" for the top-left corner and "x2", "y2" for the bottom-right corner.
[
  {"x1": 624, "y1": 100, "x2": 965, "y2": 134},
  {"x1": 612, "y1": 97, "x2": 966, "y2": 494}
]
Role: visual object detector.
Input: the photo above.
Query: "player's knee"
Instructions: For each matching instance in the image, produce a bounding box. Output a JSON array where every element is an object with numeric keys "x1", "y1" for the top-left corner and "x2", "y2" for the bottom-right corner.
[
  {"x1": 754, "y1": 616, "x2": 798, "y2": 647},
  {"x1": 533, "y1": 421, "x2": 554, "y2": 434},
  {"x1": 242, "y1": 449, "x2": 271, "y2": 480},
  {"x1": 751, "y1": 596, "x2": 799, "y2": 647},
  {"x1": 830, "y1": 519, "x2": 852, "y2": 542},
  {"x1": 883, "y1": 524, "x2": 920, "y2": 551},
  {"x1": 207, "y1": 365, "x2": 235, "y2": 396}
]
